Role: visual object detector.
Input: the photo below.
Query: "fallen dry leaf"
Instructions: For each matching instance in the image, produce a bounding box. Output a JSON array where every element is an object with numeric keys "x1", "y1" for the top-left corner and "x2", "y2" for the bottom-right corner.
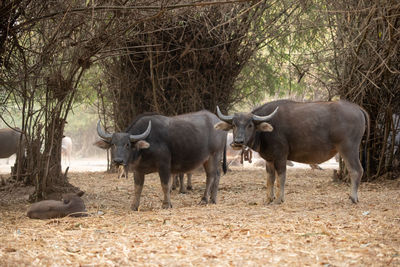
[{"x1": 0, "y1": 168, "x2": 399, "y2": 266}]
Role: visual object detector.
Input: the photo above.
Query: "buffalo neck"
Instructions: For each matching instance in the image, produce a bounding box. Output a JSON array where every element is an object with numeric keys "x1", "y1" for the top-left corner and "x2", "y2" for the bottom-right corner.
[{"x1": 247, "y1": 131, "x2": 261, "y2": 153}]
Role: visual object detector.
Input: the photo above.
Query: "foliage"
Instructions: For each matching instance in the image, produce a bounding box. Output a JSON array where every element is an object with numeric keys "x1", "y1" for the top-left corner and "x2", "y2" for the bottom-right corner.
[
  {"x1": 325, "y1": 0, "x2": 400, "y2": 180},
  {"x1": 96, "y1": 1, "x2": 293, "y2": 130},
  {"x1": 1, "y1": 0, "x2": 398, "y2": 188},
  {"x1": 236, "y1": 0, "x2": 337, "y2": 108},
  {"x1": 0, "y1": 0, "x2": 117, "y2": 199}
]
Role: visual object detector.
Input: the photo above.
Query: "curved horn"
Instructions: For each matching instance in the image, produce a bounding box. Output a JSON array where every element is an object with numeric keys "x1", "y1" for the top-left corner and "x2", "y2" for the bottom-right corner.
[
  {"x1": 216, "y1": 106, "x2": 234, "y2": 122},
  {"x1": 130, "y1": 121, "x2": 152, "y2": 142},
  {"x1": 97, "y1": 120, "x2": 112, "y2": 140},
  {"x1": 252, "y1": 107, "x2": 279, "y2": 122}
]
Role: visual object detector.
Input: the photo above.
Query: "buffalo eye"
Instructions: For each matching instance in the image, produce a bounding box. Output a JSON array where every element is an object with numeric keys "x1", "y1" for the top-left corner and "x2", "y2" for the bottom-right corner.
[
  {"x1": 247, "y1": 124, "x2": 253, "y2": 129},
  {"x1": 125, "y1": 143, "x2": 130, "y2": 149}
]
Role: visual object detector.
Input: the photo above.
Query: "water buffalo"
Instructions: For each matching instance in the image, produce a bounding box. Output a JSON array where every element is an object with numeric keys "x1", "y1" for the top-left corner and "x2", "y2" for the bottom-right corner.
[
  {"x1": 27, "y1": 191, "x2": 86, "y2": 219},
  {"x1": 228, "y1": 132, "x2": 323, "y2": 169},
  {"x1": 96, "y1": 110, "x2": 227, "y2": 210},
  {"x1": 286, "y1": 160, "x2": 323, "y2": 170},
  {"x1": 61, "y1": 136, "x2": 72, "y2": 166},
  {"x1": 0, "y1": 127, "x2": 24, "y2": 163},
  {"x1": 117, "y1": 164, "x2": 128, "y2": 179},
  {"x1": 215, "y1": 100, "x2": 369, "y2": 204}
]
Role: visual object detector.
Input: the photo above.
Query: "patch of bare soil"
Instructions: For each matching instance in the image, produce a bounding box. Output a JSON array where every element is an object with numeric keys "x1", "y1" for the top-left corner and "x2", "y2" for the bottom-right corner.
[{"x1": 1, "y1": 168, "x2": 399, "y2": 266}]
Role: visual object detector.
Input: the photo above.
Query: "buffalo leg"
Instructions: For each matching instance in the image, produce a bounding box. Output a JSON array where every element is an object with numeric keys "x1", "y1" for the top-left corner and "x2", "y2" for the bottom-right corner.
[
  {"x1": 172, "y1": 175, "x2": 179, "y2": 190},
  {"x1": 131, "y1": 172, "x2": 145, "y2": 211},
  {"x1": 187, "y1": 173, "x2": 193, "y2": 190},
  {"x1": 179, "y1": 173, "x2": 187, "y2": 194},
  {"x1": 265, "y1": 161, "x2": 276, "y2": 203},
  {"x1": 159, "y1": 168, "x2": 173, "y2": 209},
  {"x1": 339, "y1": 145, "x2": 363, "y2": 203},
  {"x1": 309, "y1": 164, "x2": 323, "y2": 170},
  {"x1": 274, "y1": 160, "x2": 287, "y2": 204},
  {"x1": 210, "y1": 168, "x2": 221, "y2": 204},
  {"x1": 208, "y1": 155, "x2": 222, "y2": 204},
  {"x1": 200, "y1": 160, "x2": 216, "y2": 205}
]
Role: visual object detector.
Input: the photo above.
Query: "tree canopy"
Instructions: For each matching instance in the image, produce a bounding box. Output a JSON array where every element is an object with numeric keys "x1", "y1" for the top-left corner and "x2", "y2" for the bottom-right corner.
[{"x1": 0, "y1": 0, "x2": 399, "y2": 199}]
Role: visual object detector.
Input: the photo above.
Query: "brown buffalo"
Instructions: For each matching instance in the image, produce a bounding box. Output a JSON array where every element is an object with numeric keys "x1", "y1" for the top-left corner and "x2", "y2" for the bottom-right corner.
[{"x1": 215, "y1": 100, "x2": 369, "y2": 204}]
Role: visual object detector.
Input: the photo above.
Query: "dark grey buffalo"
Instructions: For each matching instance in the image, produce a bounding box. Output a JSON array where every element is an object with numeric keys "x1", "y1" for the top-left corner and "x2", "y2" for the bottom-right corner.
[
  {"x1": 215, "y1": 100, "x2": 369, "y2": 204},
  {"x1": 0, "y1": 127, "x2": 24, "y2": 162},
  {"x1": 96, "y1": 111, "x2": 227, "y2": 210},
  {"x1": 27, "y1": 191, "x2": 87, "y2": 219}
]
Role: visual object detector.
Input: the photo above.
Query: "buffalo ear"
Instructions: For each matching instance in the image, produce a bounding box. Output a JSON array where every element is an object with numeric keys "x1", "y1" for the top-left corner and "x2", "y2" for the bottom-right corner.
[
  {"x1": 76, "y1": 191, "x2": 85, "y2": 197},
  {"x1": 257, "y1": 122, "x2": 274, "y2": 132},
  {"x1": 214, "y1": 121, "x2": 232, "y2": 131},
  {"x1": 93, "y1": 140, "x2": 111, "y2": 149},
  {"x1": 136, "y1": 140, "x2": 150, "y2": 150}
]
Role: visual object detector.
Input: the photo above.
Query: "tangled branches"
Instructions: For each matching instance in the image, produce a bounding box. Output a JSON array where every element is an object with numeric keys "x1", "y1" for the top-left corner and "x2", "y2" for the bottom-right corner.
[
  {"x1": 328, "y1": 0, "x2": 400, "y2": 179},
  {"x1": 98, "y1": 1, "x2": 275, "y2": 129}
]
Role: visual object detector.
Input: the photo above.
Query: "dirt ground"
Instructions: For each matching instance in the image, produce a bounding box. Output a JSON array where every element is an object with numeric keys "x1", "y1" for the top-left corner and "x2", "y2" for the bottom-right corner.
[{"x1": 0, "y1": 167, "x2": 399, "y2": 266}]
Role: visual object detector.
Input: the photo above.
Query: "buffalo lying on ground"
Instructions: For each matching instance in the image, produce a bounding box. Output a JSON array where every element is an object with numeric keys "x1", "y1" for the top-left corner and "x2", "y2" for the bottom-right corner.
[
  {"x1": 215, "y1": 100, "x2": 369, "y2": 204},
  {"x1": 96, "y1": 111, "x2": 227, "y2": 210},
  {"x1": 27, "y1": 191, "x2": 86, "y2": 219}
]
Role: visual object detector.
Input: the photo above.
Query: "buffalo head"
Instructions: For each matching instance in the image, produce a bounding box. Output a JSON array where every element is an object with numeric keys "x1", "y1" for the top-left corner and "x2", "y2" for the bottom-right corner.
[
  {"x1": 214, "y1": 106, "x2": 278, "y2": 149},
  {"x1": 96, "y1": 120, "x2": 152, "y2": 166}
]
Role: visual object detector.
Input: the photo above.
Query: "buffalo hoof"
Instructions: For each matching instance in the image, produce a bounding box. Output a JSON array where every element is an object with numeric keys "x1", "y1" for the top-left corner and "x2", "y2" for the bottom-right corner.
[
  {"x1": 187, "y1": 185, "x2": 193, "y2": 191},
  {"x1": 130, "y1": 204, "x2": 139, "y2": 211},
  {"x1": 199, "y1": 198, "x2": 208, "y2": 205},
  {"x1": 274, "y1": 198, "x2": 284, "y2": 205},
  {"x1": 349, "y1": 196, "x2": 359, "y2": 204},
  {"x1": 179, "y1": 190, "x2": 187, "y2": 194},
  {"x1": 265, "y1": 196, "x2": 274, "y2": 204},
  {"x1": 162, "y1": 202, "x2": 172, "y2": 209}
]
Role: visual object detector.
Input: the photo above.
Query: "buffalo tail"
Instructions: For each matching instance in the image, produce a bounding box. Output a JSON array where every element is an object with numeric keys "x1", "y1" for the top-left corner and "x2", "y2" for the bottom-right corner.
[
  {"x1": 360, "y1": 107, "x2": 370, "y2": 172},
  {"x1": 222, "y1": 143, "x2": 227, "y2": 174}
]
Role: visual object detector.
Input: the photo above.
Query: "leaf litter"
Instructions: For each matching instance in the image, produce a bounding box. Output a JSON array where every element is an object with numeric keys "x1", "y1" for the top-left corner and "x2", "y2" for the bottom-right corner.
[{"x1": 0, "y1": 167, "x2": 399, "y2": 266}]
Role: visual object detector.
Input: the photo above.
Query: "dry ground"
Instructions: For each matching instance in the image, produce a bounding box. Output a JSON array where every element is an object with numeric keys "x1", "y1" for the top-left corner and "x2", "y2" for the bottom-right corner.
[{"x1": 0, "y1": 167, "x2": 399, "y2": 266}]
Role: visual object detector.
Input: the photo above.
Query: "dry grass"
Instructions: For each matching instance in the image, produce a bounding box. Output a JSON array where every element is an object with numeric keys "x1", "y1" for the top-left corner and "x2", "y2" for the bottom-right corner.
[{"x1": 1, "y1": 167, "x2": 399, "y2": 266}]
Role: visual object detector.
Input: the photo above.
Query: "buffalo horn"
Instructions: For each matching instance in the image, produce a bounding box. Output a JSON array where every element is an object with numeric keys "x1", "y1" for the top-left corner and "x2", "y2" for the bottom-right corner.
[
  {"x1": 130, "y1": 121, "x2": 152, "y2": 142},
  {"x1": 252, "y1": 107, "x2": 279, "y2": 122},
  {"x1": 216, "y1": 106, "x2": 234, "y2": 122},
  {"x1": 97, "y1": 120, "x2": 112, "y2": 141}
]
